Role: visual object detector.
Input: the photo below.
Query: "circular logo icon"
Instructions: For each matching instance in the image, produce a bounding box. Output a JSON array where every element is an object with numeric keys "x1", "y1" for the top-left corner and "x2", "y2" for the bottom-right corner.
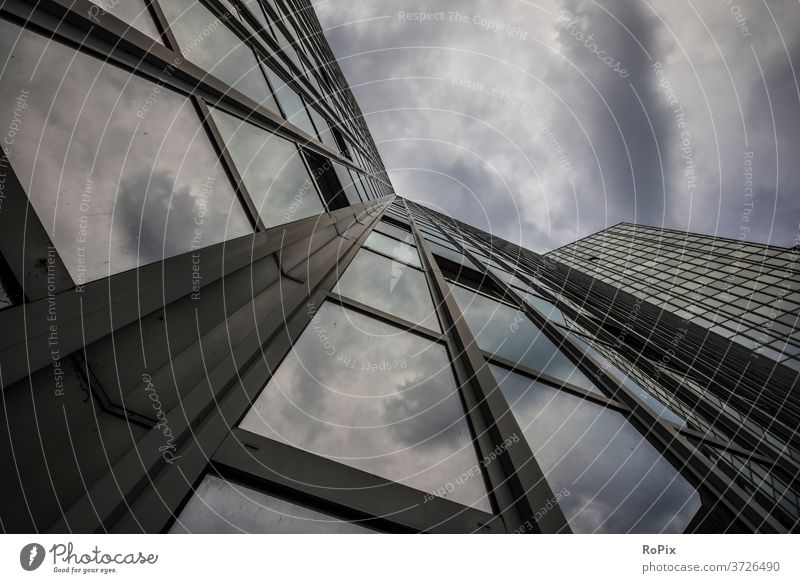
[{"x1": 20, "y1": 543, "x2": 46, "y2": 571}]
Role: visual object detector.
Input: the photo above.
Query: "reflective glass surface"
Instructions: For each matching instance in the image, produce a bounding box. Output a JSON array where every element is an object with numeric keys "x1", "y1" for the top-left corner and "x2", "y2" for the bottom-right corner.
[
  {"x1": 211, "y1": 108, "x2": 324, "y2": 227},
  {"x1": 308, "y1": 107, "x2": 339, "y2": 151},
  {"x1": 89, "y1": 0, "x2": 161, "y2": 41},
  {"x1": 489, "y1": 365, "x2": 701, "y2": 533},
  {"x1": 265, "y1": 67, "x2": 317, "y2": 137},
  {"x1": 488, "y1": 266, "x2": 531, "y2": 290},
  {"x1": 159, "y1": 0, "x2": 278, "y2": 112},
  {"x1": 566, "y1": 334, "x2": 688, "y2": 427},
  {"x1": 333, "y1": 249, "x2": 441, "y2": 332},
  {"x1": 332, "y1": 163, "x2": 361, "y2": 205},
  {"x1": 170, "y1": 475, "x2": 372, "y2": 533},
  {"x1": 363, "y1": 232, "x2": 422, "y2": 268},
  {"x1": 241, "y1": 0, "x2": 270, "y2": 31},
  {"x1": 374, "y1": 221, "x2": 415, "y2": 245},
  {"x1": 523, "y1": 292, "x2": 568, "y2": 327},
  {"x1": 0, "y1": 22, "x2": 253, "y2": 283},
  {"x1": 240, "y1": 302, "x2": 489, "y2": 511},
  {"x1": 448, "y1": 284, "x2": 598, "y2": 392}
]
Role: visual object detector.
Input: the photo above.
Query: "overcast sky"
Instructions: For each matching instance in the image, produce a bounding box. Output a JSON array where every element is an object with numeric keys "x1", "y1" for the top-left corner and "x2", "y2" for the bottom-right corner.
[{"x1": 312, "y1": 0, "x2": 799, "y2": 253}]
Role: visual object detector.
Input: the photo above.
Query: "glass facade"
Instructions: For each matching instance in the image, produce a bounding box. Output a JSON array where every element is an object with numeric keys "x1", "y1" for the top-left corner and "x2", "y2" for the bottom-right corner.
[{"x1": 1, "y1": 0, "x2": 797, "y2": 536}]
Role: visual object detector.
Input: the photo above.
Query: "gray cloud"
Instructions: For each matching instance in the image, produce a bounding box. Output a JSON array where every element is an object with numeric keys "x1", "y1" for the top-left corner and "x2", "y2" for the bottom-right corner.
[{"x1": 313, "y1": 0, "x2": 800, "y2": 251}]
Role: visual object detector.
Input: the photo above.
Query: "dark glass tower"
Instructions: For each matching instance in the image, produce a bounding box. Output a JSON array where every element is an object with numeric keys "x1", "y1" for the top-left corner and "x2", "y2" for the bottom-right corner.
[{"x1": 0, "y1": 0, "x2": 798, "y2": 534}]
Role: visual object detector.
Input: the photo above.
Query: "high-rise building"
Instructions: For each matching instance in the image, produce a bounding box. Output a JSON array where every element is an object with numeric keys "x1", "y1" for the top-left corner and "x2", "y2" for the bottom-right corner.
[{"x1": 0, "y1": 0, "x2": 797, "y2": 534}]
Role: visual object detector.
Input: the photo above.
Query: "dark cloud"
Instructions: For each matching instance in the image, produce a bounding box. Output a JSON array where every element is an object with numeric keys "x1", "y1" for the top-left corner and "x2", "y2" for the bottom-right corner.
[{"x1": 313, "y1": 0, "x2": 800, "y2": 251}]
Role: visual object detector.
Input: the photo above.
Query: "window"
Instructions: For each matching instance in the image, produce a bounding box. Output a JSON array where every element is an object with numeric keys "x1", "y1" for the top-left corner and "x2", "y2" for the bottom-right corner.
[
  {"x1": 159, "y1": 0, "x2": 278, "y2": 113},
  {"x1": 265, "y1": 67, "x2": 317, "y2": 137},
  {"x1": 0, "y1": 21, "x2": 253, "y2": 283},
  {"x1": 448, "y1": 284, "x2": 598, "y2": 392},
  {"x1": 240, "y1": 302, "x2": 490, "y2": 511},
  {"x1": 308, "y1": 107, "x2": 339, "y2": 151},
  {"x1": 211, "y1": 108, "x2": 325, "y2": 227},
  {"x1": 489, "y1": 365, "x2": 701, "y2": 533},
  {"x1": 522, "y1": 293, "x2": 568, "y2": 327},
  {"x1": 334, "y1": 249, "x2": 441, "y2": 332},
  {"x1": 363, "y1": 232, "x2": 422, "y2": 268},
  {"x1": 373, "y1": 221, "x2": 415, "y2": 245},
  {"x1": 89, "y1": 0, "x2": 161, "y2": 41},
  {"x1": 171, "y1": 475, "x2": 372, "y2": 533},
  {"x1": 332, "y1": 163, "x2": 361, "y2": 204}
]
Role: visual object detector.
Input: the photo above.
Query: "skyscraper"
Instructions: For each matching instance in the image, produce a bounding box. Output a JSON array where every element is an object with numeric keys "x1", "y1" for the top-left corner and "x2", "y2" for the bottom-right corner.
[{"x1": 0, "y1": 0, "x2": 797, "y2": 534}]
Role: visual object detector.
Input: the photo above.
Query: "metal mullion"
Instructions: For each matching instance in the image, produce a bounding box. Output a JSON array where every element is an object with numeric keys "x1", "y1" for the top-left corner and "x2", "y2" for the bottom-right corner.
[
  {"x1": 678, "y1": 427, "x2": 777, "y2": 466},
  {"x1": 421, "y1": 206, "x2": 790, "y2": 532},
  {"x1": 195, "y1": 98, "x2": 265, "y2": 231},
  {"x1": 0, "y1": 203, "x2": 379, "y2": 389},
  {"x1": 483, "y1": 352, "x2": 630, "y2": 412},
  {"x1": 54, "y1": 202, "x2": 388, "y2": 533},
  {"x1": 1, "y1": 0, "x2": 350, "y2": 168},
  {"x1": 210, "y1": 429, "x2": 500, "y2": 533},
  {"x1": 325, "y1": 292, "x2": 444, "y2": 343},
  {"x1": 404, "y1": 201, "x2": 571, "y2": 534}
]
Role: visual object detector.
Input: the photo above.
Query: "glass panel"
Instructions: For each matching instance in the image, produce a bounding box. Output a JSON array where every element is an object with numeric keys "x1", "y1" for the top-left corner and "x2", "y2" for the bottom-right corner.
[
  {"x1": 428, "y1": 242, "x2": 472, "y2": 267},
  {"x1": 264, "y1": 67, "x2": 317, "y2": 136},
  {"x1": 374, "y1": 221, "x2": 414, "y2": 245},
  {"x1": 332, "y1": 163, "x2": 361, "y2": 205},
  {"x1": 449, "y1": 284, "x2": 599, "y2": 393},
  {"x1": 489, "y1": 266, "x2": 531, "y2": 291},
  {"x1": 351, "y1": 172, "x2": 370, "y2": 201},
  {"x1": 0, "y1": 22, "x2": 253, "y2": 283},
  {"x1": 211, "y1": 108, "x2": 324, "y2": 227},
  {"x1": 170, "y1": 475, "x2": 372, "y2": 533},
  {"x1": 334, "y1": 249, "x2": 440, "y2": 332},
  {"x1": 240, "y1": 302, "x2": 490, "y2": 511},
  {"x1": 241, "y1": 0, "x2": 270, "y2": 31},
  {"x1": 88, "y1": 0, "x2": 161, "y2": 41},
  {"x1": 363, "y1": 231, "x2": 422, "y2": 268},
  {"x1": 308, "y1": 107, "x2": 339, "y2": 151},
  {"x1": 523, "y1": 292, "x2": 568, "y2": 327},
  {"x1": 489, "y1": 365, "x2": 701, "y2": 533},
  {"x1": 0, "y1": 280, "x2": 13, "y2": 310},
  {"x1": 159, "y1": 0, "x2": 278, "y2": 113}
]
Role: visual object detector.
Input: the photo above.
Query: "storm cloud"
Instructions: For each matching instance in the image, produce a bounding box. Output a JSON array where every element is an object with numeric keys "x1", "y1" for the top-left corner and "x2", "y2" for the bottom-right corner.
[{"x1": 312, "y1": 0, "x2": 800, "y2": 251}]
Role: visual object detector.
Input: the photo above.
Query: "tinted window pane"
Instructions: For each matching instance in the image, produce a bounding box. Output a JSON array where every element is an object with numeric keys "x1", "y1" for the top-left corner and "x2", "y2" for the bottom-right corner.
[
  {"x1": 374, "y1": 221, "x2": 414, "y2": 244},
  {"x1": 449, "y1": 284, "x2": 598, "y2": 392},
  {"x1": 334, "y1": 249, "x2": 441, "y2": 332},
  {"x1": 171, "y1": 475, "x2": 372, "y2": 533},
  {"x1": 363, "y1": 231, "x2": 422, "y2": 268},
  {"x1": 0, "y1": 22, "x2": 253, "y2": 283},
  {"x1": 523, "y1": 292, "x2": 568, "y2": 327},
  {"x1": 240, "y1": 302, "x2": 490, "y2": 511},
  {"x1": 566, "y1": 334, "x2": 688, "y2": 427},
  {"x1": 489, "y1": 365, "x2": 701, "y2": 533},
  {"x1": 89, "y1": 0, "x2": 161, "y2": 41},
  {"x1": 332, "y1": 163, "x2": 361, "y2": 204},
  {"x1": 489, "y1": 266, "x2": 531, "y2": 291},
  {"x1": 265, "y1": 67, "x2": 317, "y2": 136},
  {"x1": 159, "y1": 0, "x2": 278, "y2": 112},
  {"x1": 308, "y1": 107, "x2": 339, "y2": 151},
  {"x1": 211, "y1": 108, "x2": 324, "y2": 227},
  {"x1": 241, "y1": 0, "x2": 270, "y2": 31}
]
